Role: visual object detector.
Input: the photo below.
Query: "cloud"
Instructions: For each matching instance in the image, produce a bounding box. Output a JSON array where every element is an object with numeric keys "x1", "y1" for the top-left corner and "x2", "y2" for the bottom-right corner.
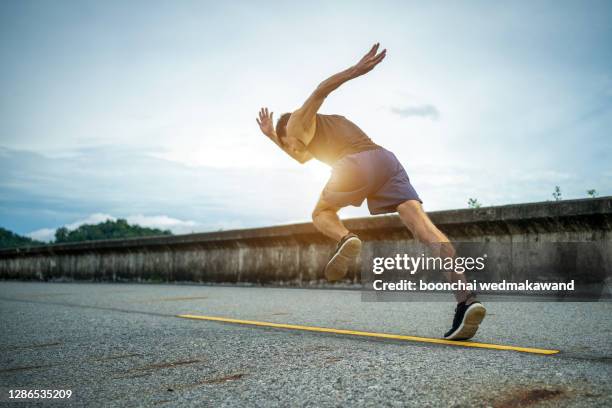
[
  {"x1": 124, "y1": 214, "x2": 201, "y2": 234},
  {"x1": 2, "y1": 139, "x2": 611, "y2": 239},
  {"x1": 26, "y1": 228, "x2": 56, "y2": 242},
  {"x1": 390, "y1": 104, "x2": 440, "y2": 121},
  {"x1": 64, "y1": 213, "x2": 116, "y2": 230},
  {"x1": 1, "y1": 145, "x2": 325, "y2": 236}
]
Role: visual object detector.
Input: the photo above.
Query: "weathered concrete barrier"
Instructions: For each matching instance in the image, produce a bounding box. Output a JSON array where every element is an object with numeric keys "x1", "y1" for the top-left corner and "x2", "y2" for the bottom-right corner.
[{"x1": 1, "y1": 197, "x2": 611, "y2": 285}]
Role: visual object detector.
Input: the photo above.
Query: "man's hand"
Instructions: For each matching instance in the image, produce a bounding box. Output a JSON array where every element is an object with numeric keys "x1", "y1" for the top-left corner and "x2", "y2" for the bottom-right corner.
[
  {"x1": 256, "y1": 107, "x2": 277, "y2": 142},
  {"x1": 287, "y1": 43, "x2": 387, "y2": 146},
  {"x1": 353, "y1": 43, "x2": 386, "y2": 77}
]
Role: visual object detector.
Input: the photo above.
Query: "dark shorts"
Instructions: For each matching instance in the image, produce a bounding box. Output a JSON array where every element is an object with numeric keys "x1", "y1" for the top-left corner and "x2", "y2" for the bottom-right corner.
[{"x1": 321, "y1": 147, "x2": 422, "y2": 215}]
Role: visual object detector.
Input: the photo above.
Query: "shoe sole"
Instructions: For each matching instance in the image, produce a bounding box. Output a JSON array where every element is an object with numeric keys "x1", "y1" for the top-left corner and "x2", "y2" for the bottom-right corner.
[
  {"x1": 324, "y1": 237, "x2": 362, "y2": 282},
  {"x1": 444, "y1": 303, "x2": 487, "y2": 341}
]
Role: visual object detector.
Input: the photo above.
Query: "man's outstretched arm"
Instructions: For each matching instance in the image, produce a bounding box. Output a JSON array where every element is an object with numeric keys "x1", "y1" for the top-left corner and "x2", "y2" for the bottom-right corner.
[
  {"x1": 256, "y1": 107, "x2": 312, "y2": 164},
  {"x1": 289, "y1": 43, "x2": 387, "y2": 143}
]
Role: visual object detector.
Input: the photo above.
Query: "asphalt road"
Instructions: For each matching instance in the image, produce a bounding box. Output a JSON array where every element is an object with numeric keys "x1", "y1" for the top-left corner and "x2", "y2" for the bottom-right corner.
[{"x1": 0, "y1": 282, "x2": 610, "y2": 407}]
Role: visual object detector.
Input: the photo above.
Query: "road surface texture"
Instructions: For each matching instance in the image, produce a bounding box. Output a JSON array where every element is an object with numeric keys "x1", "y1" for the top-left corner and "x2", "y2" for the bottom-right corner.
[{"x1": 0, "y1": 282, "x2": 610, "y2": 407}]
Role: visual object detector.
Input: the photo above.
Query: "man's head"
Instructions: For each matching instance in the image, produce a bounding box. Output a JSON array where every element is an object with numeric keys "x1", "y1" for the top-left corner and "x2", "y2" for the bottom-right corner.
[
  {"x1": 275, "y1": 112, "x2": 306, "y2": 152},
  {"x1": 275, "y1": 113, "x2": 292, "y2": 146}
]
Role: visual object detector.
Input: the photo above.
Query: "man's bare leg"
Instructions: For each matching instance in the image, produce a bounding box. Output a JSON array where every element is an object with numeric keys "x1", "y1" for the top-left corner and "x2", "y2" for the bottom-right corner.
[
  {"x1": 397, "y1": 200, "x2": 474, "y2": 304},
  {"x1": 397, "y1": 200, "x2": 486, "y2": 340},
  {"x1": 312, "y1": 199, "x2": 349, "y2": 241},
  {"x1": 312, "y1": 198, "x2": 362, "y2": 281}
]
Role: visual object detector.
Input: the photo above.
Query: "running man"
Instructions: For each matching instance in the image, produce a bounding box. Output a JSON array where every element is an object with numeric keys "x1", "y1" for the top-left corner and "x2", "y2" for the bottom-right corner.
[{"x1": 256, "y1": 43, "x2": 486, "y2": 340}]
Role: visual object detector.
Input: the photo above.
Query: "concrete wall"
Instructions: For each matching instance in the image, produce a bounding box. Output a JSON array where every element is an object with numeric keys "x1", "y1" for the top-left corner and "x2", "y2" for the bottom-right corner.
[{"x1": 1, "y1": 197, "x2": 611, "y2": 285}]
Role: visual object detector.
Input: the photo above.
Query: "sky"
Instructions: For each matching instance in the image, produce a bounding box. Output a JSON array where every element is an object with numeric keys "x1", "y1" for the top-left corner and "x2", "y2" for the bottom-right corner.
[{"x1": 1, "y1": 0, "x2": 611, "y2": 241}]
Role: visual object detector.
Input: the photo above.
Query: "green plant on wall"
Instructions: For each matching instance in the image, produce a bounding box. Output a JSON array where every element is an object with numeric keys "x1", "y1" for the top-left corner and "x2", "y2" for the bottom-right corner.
[
  {"x1": 468, "y1": 198, "x2": 482, "y2": 208},
  {"x1": 552, "y1": 186, "x2": 562, "y2": 201}
]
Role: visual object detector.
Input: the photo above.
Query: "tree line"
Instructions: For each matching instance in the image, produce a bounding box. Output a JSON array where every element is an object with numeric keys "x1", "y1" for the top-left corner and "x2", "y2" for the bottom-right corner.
[{"x1": 0, "y1": 219, "x2": 172, "y2": 250}]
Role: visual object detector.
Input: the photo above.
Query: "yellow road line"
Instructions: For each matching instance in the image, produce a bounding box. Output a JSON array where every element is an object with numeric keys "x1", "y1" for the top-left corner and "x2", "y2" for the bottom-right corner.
[{"x1": 176, "y1": 314, "x2": 559, "y2": 355}]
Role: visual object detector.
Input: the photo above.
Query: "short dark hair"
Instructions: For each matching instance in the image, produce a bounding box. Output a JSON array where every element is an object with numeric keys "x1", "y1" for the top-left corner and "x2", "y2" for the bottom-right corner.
[{"x1": 275, "y1": 113, "x2": 291, "y2": 142}]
